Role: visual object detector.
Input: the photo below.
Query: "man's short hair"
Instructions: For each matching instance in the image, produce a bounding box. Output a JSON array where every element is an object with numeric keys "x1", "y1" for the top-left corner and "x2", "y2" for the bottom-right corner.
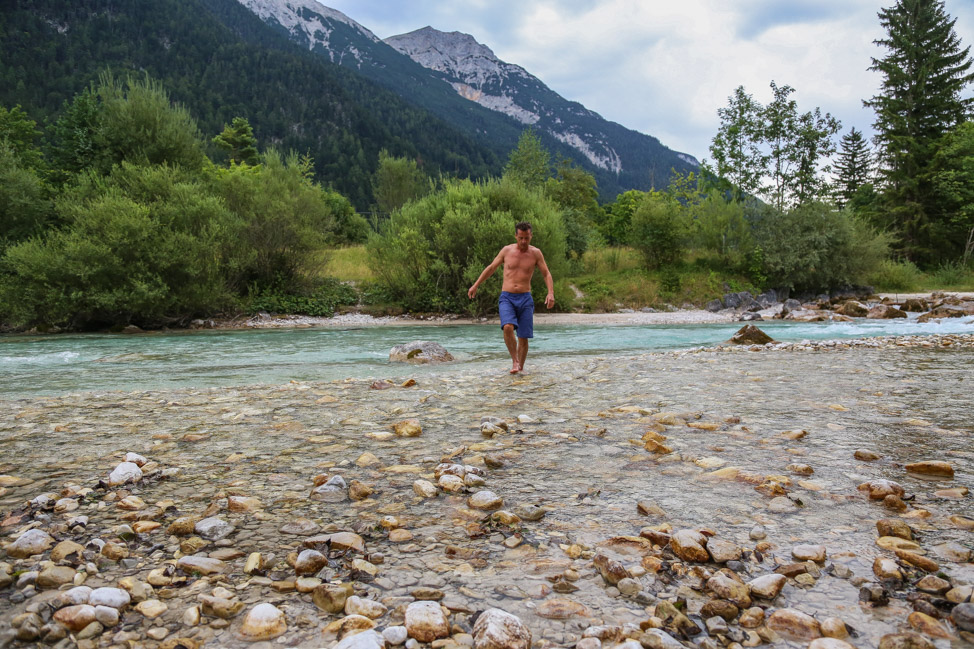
[{"x1": 515, "y1": 221, "x2": 532, "y2": 232}]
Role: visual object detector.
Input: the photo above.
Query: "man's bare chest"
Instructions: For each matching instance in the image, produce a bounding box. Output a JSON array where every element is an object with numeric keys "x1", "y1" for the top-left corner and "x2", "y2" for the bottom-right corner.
[{"x1": 504, "y1": 252, "x2": 536, "y2": 273}]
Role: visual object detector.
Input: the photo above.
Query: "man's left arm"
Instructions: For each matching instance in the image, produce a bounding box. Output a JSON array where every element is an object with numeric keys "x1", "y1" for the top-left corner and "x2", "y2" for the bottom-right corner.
[{"x1": 536, "y1": 249, "x2": 555, "y2": 309}]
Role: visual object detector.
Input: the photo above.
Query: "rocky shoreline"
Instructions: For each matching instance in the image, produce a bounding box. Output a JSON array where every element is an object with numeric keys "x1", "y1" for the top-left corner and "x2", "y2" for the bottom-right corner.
[
  {"x1": 1, "y1": 336, "x2": 973, "y2": 649},
  {"x1": 190, "y1": 292, "x2": 974, "y2": 332}
]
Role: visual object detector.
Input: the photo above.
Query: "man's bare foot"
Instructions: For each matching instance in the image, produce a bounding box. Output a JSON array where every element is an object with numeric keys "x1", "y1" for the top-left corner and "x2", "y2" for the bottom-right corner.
[{"x1": 510, "y1": 362, "x2": 521, "y2": 374}]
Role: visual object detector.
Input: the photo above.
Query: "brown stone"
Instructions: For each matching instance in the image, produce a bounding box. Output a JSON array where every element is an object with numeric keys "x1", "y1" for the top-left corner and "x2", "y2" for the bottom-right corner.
[
  {"x1": 877, "y1": 519, "x2": 912, "y2": 540},
  {"x1": 904, "y1": 461, "x2": 954, "y2": 478},
  {"x1": 726, "y1": 325, "x2": 774, "y2": 345},
  {"x1": 895, "y1": 549, "x2": 939, "y2": 573},
  {"x1": 766, "y1": 608, "x2": 822, "y2": 641}
]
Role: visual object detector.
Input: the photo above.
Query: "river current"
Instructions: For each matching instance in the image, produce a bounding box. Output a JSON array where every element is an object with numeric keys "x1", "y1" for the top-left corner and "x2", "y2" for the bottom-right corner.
[{"x1": 2, "y1": 316, "x2": 973, "y2": 397}]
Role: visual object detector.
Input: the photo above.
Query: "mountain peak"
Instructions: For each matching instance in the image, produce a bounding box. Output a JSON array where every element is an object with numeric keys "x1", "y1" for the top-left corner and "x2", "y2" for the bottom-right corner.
[
  {"x1": 387, "y1": 26, "x2": 500, "y2": 62},
  {"x1": 237, "y1": 0, "x2": 379, "y2": 51}
]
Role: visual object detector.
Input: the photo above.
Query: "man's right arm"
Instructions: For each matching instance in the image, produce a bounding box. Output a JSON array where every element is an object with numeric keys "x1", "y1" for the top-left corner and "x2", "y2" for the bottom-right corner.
[{"x1": 468, "y1": 248, "x2": 506, "y2": 299}]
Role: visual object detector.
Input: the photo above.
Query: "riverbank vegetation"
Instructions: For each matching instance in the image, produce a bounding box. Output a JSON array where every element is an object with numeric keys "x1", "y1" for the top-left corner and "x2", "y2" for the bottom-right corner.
[{"x1": 1, "y1": 0, "x2": 973, "y2": 331}]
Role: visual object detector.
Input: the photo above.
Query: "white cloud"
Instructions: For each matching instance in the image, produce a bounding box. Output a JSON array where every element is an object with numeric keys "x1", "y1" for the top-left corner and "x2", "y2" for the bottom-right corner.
[{"x1": 323, "y1": 0, "x2": 974, "y2": 161}]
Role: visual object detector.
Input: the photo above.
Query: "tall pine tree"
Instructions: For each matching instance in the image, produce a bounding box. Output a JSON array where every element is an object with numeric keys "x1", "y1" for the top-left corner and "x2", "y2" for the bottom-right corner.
[
  {"x1": 833, "y1": 128, "x2": 872, "y2": 209},
  {"x1": 864, "y1": 0, "x2": 974, "y2": 262}
]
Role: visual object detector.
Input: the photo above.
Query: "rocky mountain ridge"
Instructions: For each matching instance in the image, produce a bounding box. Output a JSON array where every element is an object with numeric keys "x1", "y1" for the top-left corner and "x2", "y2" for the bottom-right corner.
[{"x1": 235, "y1": 0, "x2": 699, "y2": 195}]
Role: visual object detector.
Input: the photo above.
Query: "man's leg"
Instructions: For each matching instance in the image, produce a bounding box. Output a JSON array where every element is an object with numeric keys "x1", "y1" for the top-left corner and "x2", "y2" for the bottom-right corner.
[
  {"x1": 503, "y1": 324, "x2": 520, "y2": 373},
  {"x1": 517, "y1": 337, "x2": 529, "y2": 371}
]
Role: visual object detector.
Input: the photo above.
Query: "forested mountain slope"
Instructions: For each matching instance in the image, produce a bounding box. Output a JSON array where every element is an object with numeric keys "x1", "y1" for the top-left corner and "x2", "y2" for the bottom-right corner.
[{"x1": 0, "y1": 0, "x2": 502, "y2": 207}]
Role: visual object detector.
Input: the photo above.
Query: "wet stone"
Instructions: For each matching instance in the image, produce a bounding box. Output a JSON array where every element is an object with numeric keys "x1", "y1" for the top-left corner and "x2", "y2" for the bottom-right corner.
[
  {"x1": 473, "y1": 608, "x2": 531, "y2": 649},
  {"x1": 237, "y1": 603, "x2": 287, "y2": 641},
  {"x1": 877, "y1": 518, "x2": 912, "y2": 539},
  {"x1": 6, "y1": 529, "x2": 55, "y2": 558},
  {"x1": 195, "y1": 517, "x2": 234, "y2": 541},
  {"x1": 878, "y1": 632, "x2": 936, "y2": 649},
  {"x1": 792, "y1": 544, "x2": 827, "y2": 562},
  {"x1": 405, "y1": 601, "x2": 449, "y2": 642},
  {"x1": 467, "y1": 490, "x2": 503, "y2": 510},
  {"x1": 766, "y1": 608, "x2": 822, "y2": 641}
]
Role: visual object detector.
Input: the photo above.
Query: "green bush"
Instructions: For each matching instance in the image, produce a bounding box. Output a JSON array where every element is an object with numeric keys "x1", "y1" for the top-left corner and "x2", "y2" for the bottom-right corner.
[
  {"x1": 629, "y1": 193, "x2": 689, "y2": 269},
  {"x1": 366, "y1": 178, "x2": 567, "y2": 315},
  {"x1": 866, "y1": 259, "x2": 923, "y2": 291},
  {"x1": 690, "y1": 194, "x2": 752, "y2": 266},
  {"x1": 208, "y1": 151, "x2": 346, "y2": 291},
  {"x1": 751, "y1": 202, "x2": 890, "y2": 292},
  {"x1": 247, "y1": 279, "x2": 357, "y2": 317},
  {"x1": 0, "y1": 177, "x2": 237, "y2": 328},
  {"x1": 929, "y1": 260, "x2": 969, "y2": 287}
]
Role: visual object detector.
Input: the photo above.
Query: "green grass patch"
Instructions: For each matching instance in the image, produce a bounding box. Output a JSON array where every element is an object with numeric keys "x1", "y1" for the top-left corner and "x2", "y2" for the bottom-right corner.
[
  {"x1": 320, "y1": 245, "x2": 374, "y2": 282},
  {"x1": 867, "y1": 259, "x2": 974, "y2": 292}
]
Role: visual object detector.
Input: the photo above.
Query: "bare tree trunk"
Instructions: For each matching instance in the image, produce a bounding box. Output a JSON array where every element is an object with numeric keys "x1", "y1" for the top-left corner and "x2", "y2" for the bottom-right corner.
[{"x1": 963, "y1": 225, "x2": 974, "y2": 265}]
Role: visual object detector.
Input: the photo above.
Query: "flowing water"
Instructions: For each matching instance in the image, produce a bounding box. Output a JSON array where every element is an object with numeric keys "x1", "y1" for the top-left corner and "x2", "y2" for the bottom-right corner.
[
  {"x1": 0, "y1": 324, "x2": 972, "y2": 648},
  {"x1": 2, "y1": 315, "x2": 972, "y2": 397}
]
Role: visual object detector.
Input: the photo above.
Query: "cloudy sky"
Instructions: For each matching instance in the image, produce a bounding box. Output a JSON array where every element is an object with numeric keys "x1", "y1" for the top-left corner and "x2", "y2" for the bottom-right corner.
[{"x1": 321, "y1": 0, "x2": 974, "y2": 163}]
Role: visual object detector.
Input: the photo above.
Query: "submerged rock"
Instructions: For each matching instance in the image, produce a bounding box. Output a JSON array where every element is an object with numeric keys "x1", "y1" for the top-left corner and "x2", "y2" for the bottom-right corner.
[{"x1": 389, "y1": 341, "x2": 454, "y2": 364}]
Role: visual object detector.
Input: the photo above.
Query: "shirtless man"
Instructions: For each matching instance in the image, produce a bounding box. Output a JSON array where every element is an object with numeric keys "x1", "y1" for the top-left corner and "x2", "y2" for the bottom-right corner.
[{"x1": 468, "y1": 222, "x2": 555, "y2": 374}]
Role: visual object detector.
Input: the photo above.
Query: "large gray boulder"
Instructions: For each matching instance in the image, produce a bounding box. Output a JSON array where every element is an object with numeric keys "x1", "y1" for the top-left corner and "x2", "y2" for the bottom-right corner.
[{"x1": 389, "y1": 341, "x2": 454, "y2": 364}]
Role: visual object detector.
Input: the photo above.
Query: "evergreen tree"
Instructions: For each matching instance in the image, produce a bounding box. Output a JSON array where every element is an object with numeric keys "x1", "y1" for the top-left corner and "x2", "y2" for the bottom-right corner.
[
  {"x1": 864, "y1": 0, "x2": 974, "y2": 262},
  {"x1": 46, "y1": 88, "x2": 100, "y2": 183},
  {"x1": 213, "y1": 117, "x2": 260, "y2": 166},
  {"x1": 833, "y1": 128, "x2": 873, "y2": 209},
  {"x1": 503, "y1": 129, "x2": 551, "y2": 189}
]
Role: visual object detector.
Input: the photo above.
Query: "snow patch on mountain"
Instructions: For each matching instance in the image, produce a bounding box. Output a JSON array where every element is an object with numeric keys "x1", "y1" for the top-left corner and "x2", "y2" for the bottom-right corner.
[{"x1": 237, "y1": 0, "x2": 378, "y2": 60}]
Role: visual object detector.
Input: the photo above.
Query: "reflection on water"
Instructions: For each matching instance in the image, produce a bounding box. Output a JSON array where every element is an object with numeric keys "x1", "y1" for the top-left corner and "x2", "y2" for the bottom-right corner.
[{"x1": 1, "y1": 316, "x2": 972, "y2": 397}]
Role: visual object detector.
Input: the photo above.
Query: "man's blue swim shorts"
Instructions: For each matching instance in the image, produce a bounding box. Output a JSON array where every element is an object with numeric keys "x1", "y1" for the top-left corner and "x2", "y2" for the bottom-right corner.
[{"x1": 499, "y1": 291, "x2": 534, "y2": 339}]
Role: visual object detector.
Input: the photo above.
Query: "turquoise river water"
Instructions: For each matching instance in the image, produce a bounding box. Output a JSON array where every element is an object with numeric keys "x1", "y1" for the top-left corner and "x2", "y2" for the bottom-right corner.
[{"x1": 1, "y1": 315, "x2": 972, "y2": 397}]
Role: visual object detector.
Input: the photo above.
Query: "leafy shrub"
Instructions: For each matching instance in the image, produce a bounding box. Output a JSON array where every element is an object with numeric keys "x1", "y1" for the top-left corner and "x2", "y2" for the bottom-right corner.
[
  {"x1": 865, "y1": 259, "x2": 923, "y2": 291},
  {"x1": 247, "y1": 279, "x2": 357, "y2": 316},
  {"x1": 629, "y1": 193, "x2": 689, "y2": 269},
  {"x1": 0, "y1": 175, "x2": 237, "y2": 328},
  {"x1": 690, "y1": 194, "x2": 752, "y2": 265},
  {"x1": 208, "y1": 151, "x2": 346, "y2": 291},
  {"x1": 366, "y1": 178, "x2": 567, "y2": 314},
  {"x1": 751, "y1": 202, "x2": 890, "y2": 292},
  {"x1": 929, "y1": 260, "x2": 973, "y2": 288}
]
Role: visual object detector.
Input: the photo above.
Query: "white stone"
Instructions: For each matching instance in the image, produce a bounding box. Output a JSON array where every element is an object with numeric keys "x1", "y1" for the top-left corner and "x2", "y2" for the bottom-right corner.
[
  {"x1": 345, "y1": 595, "x2": 389, "y2": 619},
  {"x1": 60, "y1": 586, "x2": 93, "y2": 606},
  {"x1": 383, "y1": 626, "x2": 408, "y2": 645},
  {"x1": 125, "y1": 452, "x2": 148, "y2": 466},
  {"x1": 473, "y1": 608, "x2": 531, "y2": 649},
  {"x1": 334, "y1": 629, "x2": 386, "y2": 649},
  {"x1": 108, "y1": 462, "x2": 142, "y2": 486},
  {"x1": 89, "y1": 587, "x2": 131, "y2": 609},
  {"x1": 238, "y1": 602, "x2": 287, "y2": 641},
  {"x1": 195, "y1": 517, "x2": 234, "y2": 541},
  {"x1": 94, "y1": 605, "x2": 120, "y2": 627},
  {"x1": 405, "y1": 601, "x2": 449, "y2": 642},
  {"x1": 6, "y1": 529, "x2": 55, "y2": 558}
]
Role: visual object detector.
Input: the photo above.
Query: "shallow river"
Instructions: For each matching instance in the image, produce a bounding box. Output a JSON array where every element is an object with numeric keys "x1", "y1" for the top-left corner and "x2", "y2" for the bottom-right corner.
[
  {"x1": 0, "y1": 327, "x2": 972, "y2": 648},
  {"x1": 2, "y1": 316, "x2": 973, "y2": 397}
]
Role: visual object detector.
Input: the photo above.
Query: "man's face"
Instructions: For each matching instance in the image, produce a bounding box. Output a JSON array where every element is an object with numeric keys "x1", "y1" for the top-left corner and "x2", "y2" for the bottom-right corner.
[{"x1": 515, "y1": 228, "x2": 532, "y2": 251}]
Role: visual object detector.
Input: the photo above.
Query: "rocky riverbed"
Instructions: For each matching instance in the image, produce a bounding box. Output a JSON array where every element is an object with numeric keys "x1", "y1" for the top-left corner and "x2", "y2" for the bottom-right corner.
[{"x1": 1, "y1": 335, "x2": 973, "y2": 649}]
